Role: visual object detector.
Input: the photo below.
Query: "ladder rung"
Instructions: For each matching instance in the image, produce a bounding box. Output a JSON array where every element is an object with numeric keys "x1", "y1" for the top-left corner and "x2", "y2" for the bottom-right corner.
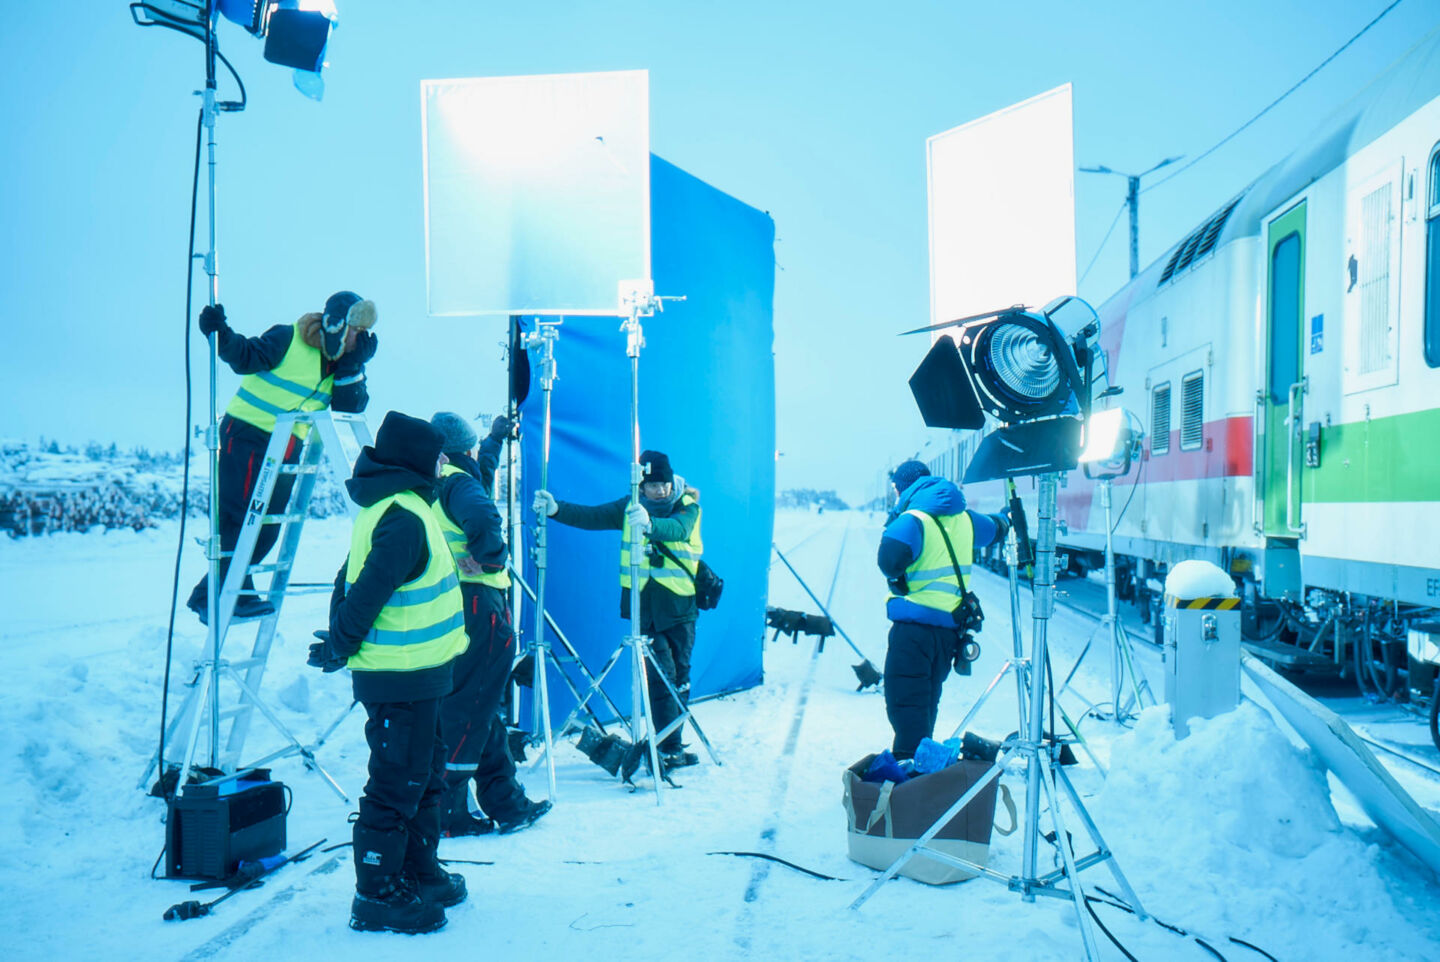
[
  {"x1": 275, "y1": 585, "x2": 332, "y2": 596},
  {"x1": 245, "y1": 562, "x2": 291, "y2": 576}
]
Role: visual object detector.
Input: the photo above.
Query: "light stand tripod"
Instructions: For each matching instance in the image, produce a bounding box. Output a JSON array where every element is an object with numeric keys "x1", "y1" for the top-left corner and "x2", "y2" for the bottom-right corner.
[
  {"x1": 851, "y1": 474, "x2": 1147, "y2": 962},
  {"x1": 522, "y1": 320, "x2": 563, "y2": 800},
  {"x1": 552, "y1": 286, "x2": 719, "y2": 803},
  {"x1": 1057, "y1": 478, "x2": 1156, "y2": 723}
]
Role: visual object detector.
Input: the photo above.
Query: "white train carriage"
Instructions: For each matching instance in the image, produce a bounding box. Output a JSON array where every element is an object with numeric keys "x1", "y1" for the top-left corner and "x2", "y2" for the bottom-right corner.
[{"x1": 928, "y1": 31, "x2": 1440, "y2": 696}]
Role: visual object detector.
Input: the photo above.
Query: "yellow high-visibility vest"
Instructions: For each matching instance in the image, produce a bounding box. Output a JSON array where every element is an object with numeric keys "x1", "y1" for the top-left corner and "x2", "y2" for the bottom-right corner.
[
  {"x1": 225, "y1": 324, "x2": 333, "y2": 437},
  {"x1": 620, "y1": 494, "x2": 702, "y2": 596},
  {"x1": 433, "y1": 463, "x2": 510, "y2": 590},
  {"x1": 345, "y1": 490, "x2": 468, "y2": 672},
  {"x1": 887, "y1": 509, "x2": 974, "y2": 614}
]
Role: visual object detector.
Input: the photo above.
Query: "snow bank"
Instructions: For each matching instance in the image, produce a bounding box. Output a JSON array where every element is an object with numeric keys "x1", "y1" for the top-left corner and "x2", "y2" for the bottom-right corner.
[{"x1": 1164, "y1": 559, "x2": 1236, "y2": 600}]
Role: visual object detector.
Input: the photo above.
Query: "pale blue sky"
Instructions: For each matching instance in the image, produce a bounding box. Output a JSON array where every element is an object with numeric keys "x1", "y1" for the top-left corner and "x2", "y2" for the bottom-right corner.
[{"x1": 1, "y1": 1, "x2": 1435, "y2": 502}]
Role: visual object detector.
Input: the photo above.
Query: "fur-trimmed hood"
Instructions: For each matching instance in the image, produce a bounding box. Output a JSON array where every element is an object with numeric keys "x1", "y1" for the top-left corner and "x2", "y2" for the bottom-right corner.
[{"x1": 297, "y1": 299, "x2": 377, "y2": 352}]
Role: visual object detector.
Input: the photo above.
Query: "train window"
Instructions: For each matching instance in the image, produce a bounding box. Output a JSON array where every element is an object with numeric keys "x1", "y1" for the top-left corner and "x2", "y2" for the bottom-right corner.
[
  {"x1": 1269, "y1": 233, "x2": 1301, "y2": 403},
  {"x1": 1151, "y1": 382, "x2": 1171, "y2": 456},
  {"x1": 1180, "y1": 371, "x2": 1204, "y2": 450},
  {"x1": 1358, "y1": 183, "x2": 1394, "y2": 374},
  {"x1": 1427, "y1": 145, "x2": 1440, "y2": 368}
]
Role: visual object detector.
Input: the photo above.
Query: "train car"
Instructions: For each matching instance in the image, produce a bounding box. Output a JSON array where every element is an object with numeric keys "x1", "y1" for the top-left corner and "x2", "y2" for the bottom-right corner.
[{"x1": 920, "y1": 30, "x2": 1440, "y2": 716}]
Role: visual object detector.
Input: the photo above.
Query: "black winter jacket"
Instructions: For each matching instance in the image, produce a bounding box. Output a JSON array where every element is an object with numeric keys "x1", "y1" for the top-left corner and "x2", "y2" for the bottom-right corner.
[
  {"x1": 218, "y1": 323, "x2": 369, "y2": 416},
  {"x1": 552, "y1": 493, "x2": 700, "y2": 632},
  {"x1": 327, "y1": 450, "x2": 452, "y2": 703},
  {"x1": 437, "y1": 451, "x2": 508, "y2": 575}
]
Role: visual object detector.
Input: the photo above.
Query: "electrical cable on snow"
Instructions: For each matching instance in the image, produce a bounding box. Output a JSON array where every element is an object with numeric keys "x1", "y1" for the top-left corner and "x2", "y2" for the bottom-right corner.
[
  {"x1": 1091, "y1": 884, "x2": 1279, "y2": 962},
  {"x1": 707, "y1": 851, "x2": 848, "y2": 881},
  {"x1": 156, "y1": 106, "x2": 205, "y2": 800}
]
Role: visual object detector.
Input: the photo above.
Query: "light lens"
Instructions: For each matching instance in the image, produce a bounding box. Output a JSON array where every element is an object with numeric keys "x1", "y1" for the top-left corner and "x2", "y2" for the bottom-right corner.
[{"x1": 986, "y1": 324, "x2": 1061, "y2": 401}]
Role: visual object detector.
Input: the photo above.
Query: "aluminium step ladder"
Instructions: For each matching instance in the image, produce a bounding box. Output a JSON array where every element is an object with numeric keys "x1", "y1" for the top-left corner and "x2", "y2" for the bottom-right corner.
[{"x1": 144, "y1": 411, "x2": 371, "y2": 799}]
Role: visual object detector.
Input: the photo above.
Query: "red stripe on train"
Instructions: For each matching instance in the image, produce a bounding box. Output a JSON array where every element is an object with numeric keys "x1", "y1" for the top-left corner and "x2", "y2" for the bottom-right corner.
[{"x1": 967, "y1": 416, "x2": 1254, "y2": 531}]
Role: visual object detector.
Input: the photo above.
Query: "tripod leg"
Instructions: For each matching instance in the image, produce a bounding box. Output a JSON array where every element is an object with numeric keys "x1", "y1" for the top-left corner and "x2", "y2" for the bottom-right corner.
[
  {"x1": 1055, "y1": 703, "x2": 1107, "y2": 776},
  {"x1": 225, "y1": 667, "x2": 349, "y2": 803},
  {"x1": 547, "y1": 643, "x2": 627, "y2": 752},
  {"x1": 311, "y1": 699, "x2": 358, "y2": 751},
  {"x1": 1054, "y1": 761, "x2": 1148, "y2": 919},
  {"x1": 533, "y1": 639, "x2": 558, "y2": 800},
  {"x1": 175, "y1": 669, "x2": 216, "y2": 797},
  {"x1": 848, "y1": 753, "x2": 1008, "y2": 910},
  {"x1": 642, "y1": 645, "x2": 722, "y2": 766},
  {"x1": 139, "y1": 677, "x2": 203, "y2": 790},
  {"x1": 630, "y1": 636, "x2": 664, "y2": 804},
  {"x1": 1036, "y1": 753, "x2": 1101, "y2": 962},
  {"x1": 946, "y1": 660, "x2": 1016, "y2": 740}
]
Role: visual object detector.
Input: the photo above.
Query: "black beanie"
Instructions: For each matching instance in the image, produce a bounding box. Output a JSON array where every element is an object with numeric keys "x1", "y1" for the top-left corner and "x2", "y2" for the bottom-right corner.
[
  {"x1": 890, "y1": 459, "x2": 930, "y2": 495},
  {"x1": 372, "y1": 411, "x2": 443, "y2": 479},
  {"x1": 640, "y1": 450, "x2": 674, "y2": 485}
]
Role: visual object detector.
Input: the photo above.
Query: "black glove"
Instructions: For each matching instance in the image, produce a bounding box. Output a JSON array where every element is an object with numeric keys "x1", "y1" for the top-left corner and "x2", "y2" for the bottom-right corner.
[
  {"x1": 334, "y1": 330, "x2": 377, "y2": 376},
  {"x1": 307, "y1": 630, "x2": 348, "y2": 673},
  {"x1": 489, "y1": 414, "x2": 516, "y2": 441},
  {"x1": 198, "y1": 304, "x2": 229, "y2": 337},
  {"x1": 991, "y1": 510, "x2": 1011, "y2": 543}
]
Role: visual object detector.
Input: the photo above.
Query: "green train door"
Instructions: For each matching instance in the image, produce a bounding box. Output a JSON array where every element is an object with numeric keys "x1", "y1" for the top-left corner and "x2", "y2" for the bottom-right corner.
[{"x1": 1263, "y1": 201, "x2": 1307, "y2": 538}]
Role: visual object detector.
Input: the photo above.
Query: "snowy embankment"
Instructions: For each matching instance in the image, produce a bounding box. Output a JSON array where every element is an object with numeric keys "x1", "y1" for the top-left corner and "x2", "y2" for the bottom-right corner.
[{"x1": 2, "y1": 510, "x2": 1439, "y2": 960}]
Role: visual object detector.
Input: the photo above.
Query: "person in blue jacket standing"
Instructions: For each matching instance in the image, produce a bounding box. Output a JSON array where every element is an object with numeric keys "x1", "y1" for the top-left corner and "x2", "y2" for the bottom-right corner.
[{"x1": 876, "y1": 460, "x2": 1008, "y2": 759}]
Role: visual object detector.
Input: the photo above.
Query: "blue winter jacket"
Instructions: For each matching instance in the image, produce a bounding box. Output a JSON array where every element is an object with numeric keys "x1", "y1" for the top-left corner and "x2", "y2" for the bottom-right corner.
[{"x1": 878, "y1": 475, "x2": 1000, "y2": 627}]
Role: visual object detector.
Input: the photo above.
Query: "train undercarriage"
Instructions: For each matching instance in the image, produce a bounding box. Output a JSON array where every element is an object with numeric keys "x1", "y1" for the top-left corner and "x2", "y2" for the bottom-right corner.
[{"x1": 977, "y1": 542, "x2": 1440, "y2": 750}]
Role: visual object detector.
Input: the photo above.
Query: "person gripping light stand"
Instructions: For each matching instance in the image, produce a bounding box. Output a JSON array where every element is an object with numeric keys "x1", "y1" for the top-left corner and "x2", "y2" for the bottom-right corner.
[
  {"x1": 186, "y1": 291, "x2": 378, "y2": 622},
  {"x1": 429, "y1": 411, "x2": 551, "y2": 837},
  {"x1": 876, "y1": 459, "x2": 1008, "y2": 759},
  {"x1": 533, "y1": 450, "x2": 703, "y2": 770},
  {"x1": 306, "y1": 411, "x2": 468, "y2": 935}
]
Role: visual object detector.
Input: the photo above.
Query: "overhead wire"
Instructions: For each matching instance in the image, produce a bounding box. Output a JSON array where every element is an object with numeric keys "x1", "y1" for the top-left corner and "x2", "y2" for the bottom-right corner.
[
  {"x1": 1078, "y1": 198, "x2": 1129, "y2": 286},
  {"x1": 1142, "y1": 0, "x2": 1407, "y2": 195}
]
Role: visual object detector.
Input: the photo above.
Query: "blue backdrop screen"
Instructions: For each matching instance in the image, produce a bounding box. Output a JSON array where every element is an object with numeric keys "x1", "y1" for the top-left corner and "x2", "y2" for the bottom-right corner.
[{"x1": 519, "y1": 155, "x2": 775, "y2": 724}]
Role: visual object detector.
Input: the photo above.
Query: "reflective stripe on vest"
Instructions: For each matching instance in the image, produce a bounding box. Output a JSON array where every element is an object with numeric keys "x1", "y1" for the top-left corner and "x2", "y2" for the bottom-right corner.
[
  {"x1": 225, "y1": 324, "x2": 335, "y2": 437},
  {"x1": 344, "y1": 490, "x2": 468, "y2": 672},
  {"x1": 888, "y1": 509, "x2": 974, "y2": 614},
  {"x1": 433, "y1": 463, "x2": 510, "y2": 590},
  {"x1": 620, "y1": 494, "x2": 702, "y2": 596}
]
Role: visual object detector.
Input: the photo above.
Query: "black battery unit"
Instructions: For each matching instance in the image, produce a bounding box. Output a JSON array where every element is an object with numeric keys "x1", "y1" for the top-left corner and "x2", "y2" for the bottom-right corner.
[{"x1": 166, "y1": 771, "x2": 287, "y2": 881}]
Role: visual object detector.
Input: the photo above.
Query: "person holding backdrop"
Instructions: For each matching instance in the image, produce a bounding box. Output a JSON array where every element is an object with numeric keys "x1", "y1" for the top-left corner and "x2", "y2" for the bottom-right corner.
[{"x1": 533, "y1": 450, "x2": 703, "y2": 770}]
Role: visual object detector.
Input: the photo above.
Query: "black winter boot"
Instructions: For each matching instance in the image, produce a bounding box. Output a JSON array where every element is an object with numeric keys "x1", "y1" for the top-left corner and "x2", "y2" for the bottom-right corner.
[
  {"x1": 440, "y1": 780, "x2": 494, "y2": 838},
  {"x1": 492, "y1": 796, "x2": 552, "y2": 835},
  {"x1": 406, "y1": 797, "x2": 468, "y2": 908},
  {"x1": 351, "y1": 824, "x2": 446, "y2": 934}
]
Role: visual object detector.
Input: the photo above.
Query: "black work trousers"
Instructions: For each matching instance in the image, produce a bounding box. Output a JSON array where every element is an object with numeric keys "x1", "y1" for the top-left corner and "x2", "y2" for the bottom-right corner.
[
  {"x1": 647, "y1": 620, "x2": 696, "y2": 752},
  {"x1": 187, "y1": 416, "x2": 299, "y2": 607},
  {"x1": 440, "y1": 583, "x2": 523, "y2": 817},
  {"x1": 884, "y1": 620, "x2": 960, "y2": 758},
  {"x1": 358, "y1": 696, "x2": 447, "y2": 846}
]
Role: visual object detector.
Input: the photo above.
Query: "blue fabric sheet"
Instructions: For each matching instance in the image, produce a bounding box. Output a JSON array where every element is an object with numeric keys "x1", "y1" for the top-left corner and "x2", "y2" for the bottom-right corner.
[{"x1": 519, "y1": 155, "x2": 775, "y2": 725}]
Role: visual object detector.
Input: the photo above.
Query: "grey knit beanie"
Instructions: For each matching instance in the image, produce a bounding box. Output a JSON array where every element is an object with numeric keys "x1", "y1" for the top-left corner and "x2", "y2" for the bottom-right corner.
[{"x1": 430, "y1": 411, "x2": 478, "y2": 455}]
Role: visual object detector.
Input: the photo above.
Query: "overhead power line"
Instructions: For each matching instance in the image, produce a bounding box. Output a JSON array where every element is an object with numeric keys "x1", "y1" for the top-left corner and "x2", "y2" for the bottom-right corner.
[
  {"x1": 1078, "y1": 198, "x2": 1129, "y2": 286},
  {"x1": 1143, "y1": 0, "x2": 1407, "y2": 194}
]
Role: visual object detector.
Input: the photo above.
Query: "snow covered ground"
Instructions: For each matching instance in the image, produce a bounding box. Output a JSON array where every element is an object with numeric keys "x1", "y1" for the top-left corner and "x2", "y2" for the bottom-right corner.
[{"x1": 3, "y1": 509, "x2": 1440, "y2": 960}]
